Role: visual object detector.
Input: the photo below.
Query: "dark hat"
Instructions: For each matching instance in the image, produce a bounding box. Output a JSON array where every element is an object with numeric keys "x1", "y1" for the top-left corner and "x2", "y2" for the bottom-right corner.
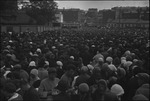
[
  {"x1": 13, "y1": 64, "x2": 21, "y2": 69},
  {"x1": 101, "y1": 63, "x2": 109, "y2": 72},
  {"x1": 126, "y1": 55, "x2": 132, "y2": 61}
]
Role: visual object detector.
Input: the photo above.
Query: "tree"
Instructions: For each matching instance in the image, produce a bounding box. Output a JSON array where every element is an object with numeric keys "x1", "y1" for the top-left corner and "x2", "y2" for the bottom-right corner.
[
  {"x1": 0, "y1": 0, "x2": 18, "y2": 11},
  {"x1": 23, "y1": 0, "x2": 58, "y2": 25},
  {"x1": 0, "y1": 0, "x2": 18, "y2": 22}
]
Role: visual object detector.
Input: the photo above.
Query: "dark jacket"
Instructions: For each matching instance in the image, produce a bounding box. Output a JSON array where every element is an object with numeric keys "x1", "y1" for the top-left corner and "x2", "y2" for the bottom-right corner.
[{"x1": 23, "y1": 87, "x2": 40, "y2": 101}]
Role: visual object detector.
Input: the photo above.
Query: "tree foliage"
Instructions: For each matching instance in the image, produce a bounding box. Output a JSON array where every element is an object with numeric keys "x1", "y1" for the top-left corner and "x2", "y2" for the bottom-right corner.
[
  {"x1": 24, "y1": 0, "x2": 58, "y2": 25},
  {"x1": 0, "y1": 0, "x2": 18, "y2": 11},
  {"x1": 0, "y1": 0, "x2": 18, "y2": 21}
]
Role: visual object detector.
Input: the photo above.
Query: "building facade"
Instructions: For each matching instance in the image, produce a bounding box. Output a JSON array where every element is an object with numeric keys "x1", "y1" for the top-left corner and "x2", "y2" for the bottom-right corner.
[{"x1": 107, "y1": 7, "x2": 149, "y2": 29}]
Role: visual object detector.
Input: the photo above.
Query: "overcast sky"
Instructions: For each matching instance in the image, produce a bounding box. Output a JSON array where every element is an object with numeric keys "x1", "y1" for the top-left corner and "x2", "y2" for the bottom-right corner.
[{"x1": 55, "y1": 0, "x2": 149, "y2": 10}]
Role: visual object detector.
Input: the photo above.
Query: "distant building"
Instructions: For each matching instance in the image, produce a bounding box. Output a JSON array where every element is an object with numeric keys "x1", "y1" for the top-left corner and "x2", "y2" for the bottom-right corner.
[
  {"x1": 0, "y1": 10, "x2": 36, "y2": 25},
  {"x1": 112, "y1": 6, "x2": 149, "y2": 20},
  {"x1": 107, "y1": 19, "x2": 149, "y2": 29},
  {"x1": 85, "y1": 8, "x2": 99, "y2": 26},
  {"x1": 55, "y1": 12, "x2": 63, "y2": 23},
  {"x1": 107, "y1": 7, "x2": 149, "y2": 29},
  {"x1": 52, "y1": 12, "x2": 63, "y2": 28},
  {"x1": 58, "y1": 8, "x2": 85, "y2": 28},
  {"x1": 102, "y1": 10, "x2": 116, "y2": 25},
  {"x1": 86, "y1": 8, "x2": 98, "y2": 18},
  {"x1": 60, "y1": 8, "x2": 81, "y2": 23}
]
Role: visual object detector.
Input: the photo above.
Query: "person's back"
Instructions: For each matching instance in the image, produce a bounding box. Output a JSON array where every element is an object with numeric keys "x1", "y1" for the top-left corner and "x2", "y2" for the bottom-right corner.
[
  {"x1": 60, "y1": 64, "x2": 76, "y2": 89},
  {"x1": 104, "y1": 91, "x2": 119, "y2": 101},
  {"x1": 20, "y1": 80, "x2": 40, "y2": 101},
  {"x1": 80, "y1": 50, "x2": 91, "y2": 66},
  {"x1": 75, "y1": 73, "x2": 90, "y2": 87},
  {"x1": 13, "y1": 64, "x2": 29, "y2": 81},
  {"x1": 38, "y1": 68, "x2": 48, "y2": 80},
  {"x1": 38, "y1": 68, "x2": 59, "y2": 97},
  {"x1": 20, "y1": 69, "x2": 29, "y2": 81},
  {"x1": 23, "y1": 86, "x2": 40, "y2": 101},
  {"x1": 39, "y1": 77, "x2": 59, "y2": 93},
  {"x1": 3, "y1": 82, "x2": 23, "y2": 101}
]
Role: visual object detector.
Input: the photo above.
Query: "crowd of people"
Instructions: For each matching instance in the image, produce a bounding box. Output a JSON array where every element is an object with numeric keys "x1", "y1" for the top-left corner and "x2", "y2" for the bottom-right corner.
[{"x1": 0, "y1": 27, "x2": 149, "y2": 101}]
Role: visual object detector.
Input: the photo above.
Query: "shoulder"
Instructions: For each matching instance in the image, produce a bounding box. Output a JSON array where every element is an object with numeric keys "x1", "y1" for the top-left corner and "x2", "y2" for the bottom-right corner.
[
  {"x1": 41, "y1": 78, "x2": 49, "y2": 83},
  {"x1": 60, "y1": 74, "x2": 67, "y2": 79},
  {"x1": 55, "y1": 78, "x2": 60, "y2": 82}
]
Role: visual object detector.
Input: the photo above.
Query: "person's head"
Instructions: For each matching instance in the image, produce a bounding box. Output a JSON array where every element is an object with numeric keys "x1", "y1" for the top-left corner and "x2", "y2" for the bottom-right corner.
[
  {"x1": 13, "y1": 64, "x2": 21, "y2": 71},
  {"x1": 48, "y1": 67, "x2": 57, "y2": 80},
  {"x1": 66, "y1": 64, "x2": 76, "y2": 77},
  {"x1": 123, "y1": 61, "x2": 132, "y2": 72},
  {"x1": 56, "y1": 61, "x2": 63, "y2": 69},
  {"x1": 126, "y1": 55, "x2": 132, "y2": 61},
  {"x1": 29, "y1": 61, "x2": 36, "y2": 67},
  {"x1": 97, "y1": 79, "x2": 108, "y2": 94},
  {"x1": 117, "y1": 67, "x2": 126, "y2": 79},
  {"x1": 108, "y1": 64, "x2": 117, "y2": 73},
  {"x1": 6, "y1": 72, "x2": 15, "y2": 80},
  {"x1": 110, "y1": 84, "x2": 124, "y2": 101},
  {"x1": 78, "y1": 83, "x2": 89, "y2": 94},
  {"x1": 106, "y1": 57, "x2": 113, "y2": 64},
  {"x1": 36, "y1": 48, "x2": 42, "y2": 54},
  {"x1": 30, "y1": 69, "x2": 38, "y2": 79},
  {"x1": 124, "y1": 50, "x2": 131, "y2": 56},
  {"x1": 87, "y1": 64, "x2": 94, "y2": 74},
  {"x1": 70, "y1": 56, "x2": 74, "y2": 60},
  {"x1": 136, "y1": 73, "x2": 150, "y2": 86},
  {"x1": 113, "y1": 57, "x2": 121, "y2": 67},
  {"x1": 80, "y1": 66, "x2": 88, "y2": 74},
  {"x1": 98, "y1": 58, "x2": 104, "y2": 65}
]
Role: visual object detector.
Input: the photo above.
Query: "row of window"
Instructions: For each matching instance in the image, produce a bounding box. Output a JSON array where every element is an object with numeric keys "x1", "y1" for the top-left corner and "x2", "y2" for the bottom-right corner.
[{"x1": 107, "y1": 23, "x2": 149, "y2": 28}]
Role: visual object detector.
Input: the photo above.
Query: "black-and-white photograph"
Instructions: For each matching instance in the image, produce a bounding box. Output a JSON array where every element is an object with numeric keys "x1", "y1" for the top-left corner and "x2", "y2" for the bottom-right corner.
[{"x1": 0, "y1": 0, "x2": 149, "y2": 101}]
